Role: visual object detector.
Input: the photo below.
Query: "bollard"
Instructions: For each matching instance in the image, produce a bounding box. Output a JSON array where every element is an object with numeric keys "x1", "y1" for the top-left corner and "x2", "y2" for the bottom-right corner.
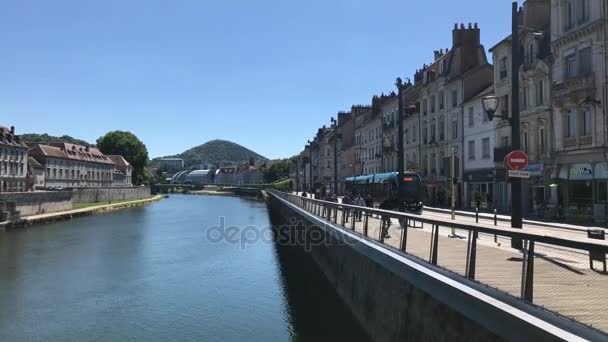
[
  {"x1": 475, "y1": 207, "x2": 479, "y2": 223},
  {"x1": 494, "y1": 208, "x2": 497, "y2": 226}
]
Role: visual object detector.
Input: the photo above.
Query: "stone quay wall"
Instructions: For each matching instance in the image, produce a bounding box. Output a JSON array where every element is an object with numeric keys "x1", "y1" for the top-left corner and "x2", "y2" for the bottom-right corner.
[
  {"x1": 71, "y1": 186, "x2": 151, "y2": 204},
  {"x1": 0, "y1": 191, "x2": 72, "y2": 217},
  {"x1": 1, "y1": 187, "x2": 151, "y2": 218}
]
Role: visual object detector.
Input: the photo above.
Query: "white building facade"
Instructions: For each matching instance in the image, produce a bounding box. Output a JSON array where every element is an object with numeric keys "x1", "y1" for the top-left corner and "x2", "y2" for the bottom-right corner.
[
  {"x1": 550, "y1": 0, "x2": 608, "y2": 222},
  {"x1": 463, "y1": 86, "x2": 496, "y2": 209},
  {"x1": 0, "y1": 126, "x2": 29, "y2": 192}
]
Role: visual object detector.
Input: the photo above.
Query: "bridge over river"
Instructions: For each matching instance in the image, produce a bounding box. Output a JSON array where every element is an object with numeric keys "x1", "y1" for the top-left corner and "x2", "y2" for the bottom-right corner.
[{"x1": 269, "y1": 190, "x2": 608, "y2": 341}]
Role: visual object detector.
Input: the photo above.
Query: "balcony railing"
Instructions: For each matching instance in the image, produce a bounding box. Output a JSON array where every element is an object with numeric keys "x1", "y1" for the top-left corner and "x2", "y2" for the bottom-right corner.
[
  {"x1": 554, "y1": 75, "x2": 595, "y2": 100},
  {"x1": 580, "y1": 135, "x2": 593, "y2": 146}
]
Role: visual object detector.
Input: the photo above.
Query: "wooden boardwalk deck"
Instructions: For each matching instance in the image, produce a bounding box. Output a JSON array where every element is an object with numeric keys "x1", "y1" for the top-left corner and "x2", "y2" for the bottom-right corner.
[{"x1": 306, "y1": 205, "x2": 608, "y2": 334}]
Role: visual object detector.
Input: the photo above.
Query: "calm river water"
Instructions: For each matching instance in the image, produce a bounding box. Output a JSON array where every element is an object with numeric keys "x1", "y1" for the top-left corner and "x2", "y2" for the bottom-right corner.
[{"x1": 0, "y1": 195, "x2": 369, "y2": 342}]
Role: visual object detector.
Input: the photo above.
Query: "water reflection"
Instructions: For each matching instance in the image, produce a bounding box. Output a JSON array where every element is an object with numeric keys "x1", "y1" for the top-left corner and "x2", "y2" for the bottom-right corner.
[{"x1": 0, "y1": 195, "x2": 368, "y2": 342}]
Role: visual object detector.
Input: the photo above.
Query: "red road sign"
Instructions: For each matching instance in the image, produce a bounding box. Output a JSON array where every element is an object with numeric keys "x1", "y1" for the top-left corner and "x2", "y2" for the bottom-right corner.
[{"x1": 506, "y1": 150, "x2": 529, "y2": 170}]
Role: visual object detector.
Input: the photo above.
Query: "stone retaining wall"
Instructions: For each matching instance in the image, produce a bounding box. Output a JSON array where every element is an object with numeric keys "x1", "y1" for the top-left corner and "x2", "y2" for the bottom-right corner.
[
  {"x1": 0, "y1": 191, "x2": 72, "y2": 216},
  {"x1": 71, "y1": 186, "x2": 151, "y2": 204},
  {"x1": 0, "y1": 187, "x2": 151, "y2": 218}
]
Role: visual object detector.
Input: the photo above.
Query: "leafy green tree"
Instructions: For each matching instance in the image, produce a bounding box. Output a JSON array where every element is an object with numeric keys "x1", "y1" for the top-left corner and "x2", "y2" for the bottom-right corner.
[
  {"x1": 262, "y1": 158, "x2": 293, "y2": 183},
  {"x1": 97, "y1": 131, "x2": 149, "y2": 184}
]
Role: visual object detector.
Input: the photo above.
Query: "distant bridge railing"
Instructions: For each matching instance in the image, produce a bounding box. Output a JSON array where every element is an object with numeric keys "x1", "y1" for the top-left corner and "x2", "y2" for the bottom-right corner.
[{"x1": 269, "y1": 190, "x2": 608, "y2": 336}]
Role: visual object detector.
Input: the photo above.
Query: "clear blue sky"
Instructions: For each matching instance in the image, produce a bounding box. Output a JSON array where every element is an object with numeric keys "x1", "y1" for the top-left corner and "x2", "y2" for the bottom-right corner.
[{"x1": 1, "y1": 0, "x2": 513, "y2": 159}]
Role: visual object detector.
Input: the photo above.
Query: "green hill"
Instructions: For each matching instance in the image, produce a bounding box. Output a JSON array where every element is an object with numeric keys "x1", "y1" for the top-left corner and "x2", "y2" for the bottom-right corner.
[
  {"x1": 158, "y1": 139, "x2": 268, "y2": 168},
  {"x1": 21, "y1": 133, "x2": 92, "y2": 147}
]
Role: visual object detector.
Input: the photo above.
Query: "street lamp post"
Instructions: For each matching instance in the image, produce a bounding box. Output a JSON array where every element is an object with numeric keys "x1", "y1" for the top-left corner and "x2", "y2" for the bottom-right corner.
[
  {"x1": 330, "y1": 117, "x2": 341, "y2": 195},
  {"x1": 481, "y1": 1, "x2": 524, "y2": 249},
  {"x1": 510, "y1": 1, "x2": 523, "y2": 238},
  {"x1": 396, "y1": 78, "x2": 405, "y2": 203}
]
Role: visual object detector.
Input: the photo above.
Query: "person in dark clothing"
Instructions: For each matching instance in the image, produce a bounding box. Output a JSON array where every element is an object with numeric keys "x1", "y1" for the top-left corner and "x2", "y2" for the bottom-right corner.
[
  {"x1": 379, "y1": 199, "x2": 392, "y2": 239},
  {"x1": 342, "y1": 193, "x2": 353, "y2": 222},
  {"x1": 365, "y1": 194, "x2": 374, "y2": 218}
]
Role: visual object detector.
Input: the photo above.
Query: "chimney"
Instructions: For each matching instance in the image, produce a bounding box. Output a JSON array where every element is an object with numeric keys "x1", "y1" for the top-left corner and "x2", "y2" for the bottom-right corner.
[
  {"x1": 452, "y1": 23, "x2": 462, "y2": 47},
  {"x1": 85, "y1": 146, "x2": 90, "y2": 152},
  {"x1": 10, "y1": 126, "x2": 15, "y2": 134},
  {"x1": 434, "y1": 50, "x2": 441, "y2": 61}
]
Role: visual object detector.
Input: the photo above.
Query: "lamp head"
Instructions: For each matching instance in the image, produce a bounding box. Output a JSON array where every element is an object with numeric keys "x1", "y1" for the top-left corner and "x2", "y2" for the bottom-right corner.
[{"x1": 482, "y1": 96, "x2": 500, "y2": 121}]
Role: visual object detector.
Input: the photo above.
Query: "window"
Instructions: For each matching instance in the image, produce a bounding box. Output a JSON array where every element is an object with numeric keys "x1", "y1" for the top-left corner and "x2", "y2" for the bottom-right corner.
[
  {"x1": 451, "y1": 117, "x2": 458, "y2": 139},
  {"x1": 536, "y1": 80, "x2": 544, "y2": 105},
  {"x1": 327, "y1": 148, "x2": 330, "y2": 157},
  {"x1": 468, "y1": 107, "x2": 474, "y2": 127},
  {"x1": 439, "y1": 90, "x2": 445, "y2": 110},
  {"x1": 579, "y1": 47, "x2": 591, "y2": 75},
  {"x1": 430, "y1": 119, "x2": 436, "y2": 141},
  {"x1": 523, "y1": 131, "x2": 529, "y2": 153},
  {"x1": 423, "y1": 154, "x2": 428, "y2": 175},
  {"x1": 468, "y1": 140, "x2": 475, "y2": 160},
  {"x1": 582, "y1": 109, "x2": 592, "y2": 136},
  {"x1": 499, "y1": 57, "x2": 508, "y2": 79},
  {"x1": 423, "y1": 123, "x2": 428, "y2": 143},
  {"x1": 451, "y1": 90, "x2": 458, "y2": 107},
  {"x1": 539, "y1": 127, "x2": 546, "y2": 154},
  {"x1": 430, "y1": 95, "x2": 436, "y2": 113},
  {"x1": 528, "y1": 43, "x2": 535, "y2": 65},
  {"x1": 566, "y1": 110, "x2": 577, "y2": 137},
  {"x1": 522, "y1": 86, "x2": 528, "y2": 109},
  {"x1": 438, "y1": 116, "x2": 445, "y2": 141},
  {"x1": 482, "y1": 138, "x2": 490, "y2": 158},
  {"x1": 565, "y1": 0, "x2": 574, "y2": 30},
  {"x1": 439, "y1": 151, "x2": 445, "y2": 176},
  {"x1": 580, "y1": 0, "x2": 590, "y2": 23},
  {"x1": 565, "y1": 54, "x2": 577, "y2": 79},
  {"x1": 413, "y1": 124, "x2": 417, "y2": 142},
  {"x1": 327, "y1": 160, "x2": 330, "y2": 169},
  {"x1": 502, "y1": 136, "x2": 509, "y2": 147},
  {"x1": 423, "y1": 99, "x2": 428, "y2": 115},
  {"x1": 405, "y1": 128, "x2": 409, "y2": 144},
  {"x1": 501, "y1": 95, "x2": 509, "y2": 115}
]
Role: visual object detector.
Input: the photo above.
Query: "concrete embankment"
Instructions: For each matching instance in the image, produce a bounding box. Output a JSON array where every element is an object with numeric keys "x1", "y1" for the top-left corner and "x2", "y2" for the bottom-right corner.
[
  {"x1": 267, "y1": 193, "x2": 593, "y2": 342},
  {"x1": 0, "y1": 195, "x2": 163, "y2": 230}
]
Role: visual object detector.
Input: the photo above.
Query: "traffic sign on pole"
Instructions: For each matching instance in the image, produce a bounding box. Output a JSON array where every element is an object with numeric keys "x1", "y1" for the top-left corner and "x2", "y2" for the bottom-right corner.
[{"x1": 506, "y1": 150, "x2": 529, "y2": 171}]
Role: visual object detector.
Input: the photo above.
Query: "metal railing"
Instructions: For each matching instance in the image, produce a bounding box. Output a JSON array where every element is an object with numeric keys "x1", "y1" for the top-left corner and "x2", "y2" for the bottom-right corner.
[{"x1": 270, "y1": 190, "x2": 608, "y2": 335}]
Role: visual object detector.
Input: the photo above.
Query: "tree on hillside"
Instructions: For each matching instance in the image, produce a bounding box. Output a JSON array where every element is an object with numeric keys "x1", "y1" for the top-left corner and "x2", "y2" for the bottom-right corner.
[
  {"x1": 262, "y1": 157, "x2": 296, "y2": 183},
  {"x1": 97, "y1": 131, "x2": 149, "y2": 184}
]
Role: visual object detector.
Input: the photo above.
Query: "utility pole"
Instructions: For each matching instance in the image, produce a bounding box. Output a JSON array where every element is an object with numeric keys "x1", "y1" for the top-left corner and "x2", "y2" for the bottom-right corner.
[
  {"x1": 303, "y1": 146, "x2": 308, "y2": 192},
  {"x1": 396, "y1": 78, "x2": 405, "y2": 203},
  {"x1": 333, "y1": 132, "x2": 339, "y2": 195},
  {"x1": 451, "y1": 146, "x2": 456, "y2": 220},
  {"x1": 511, "y1": 1, "x2": 524, "y2": 248}
]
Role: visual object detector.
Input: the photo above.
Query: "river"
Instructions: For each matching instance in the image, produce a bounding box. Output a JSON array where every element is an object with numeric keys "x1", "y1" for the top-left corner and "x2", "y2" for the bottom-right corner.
[{"x1": 0, "y1": 195, "x2": 370, "y2": 342}]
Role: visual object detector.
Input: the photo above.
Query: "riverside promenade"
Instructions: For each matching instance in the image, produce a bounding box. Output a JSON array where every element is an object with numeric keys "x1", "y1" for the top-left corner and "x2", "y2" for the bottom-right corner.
[{"x1": 288, "y1": 192, "x2": 608, "y2": 336}]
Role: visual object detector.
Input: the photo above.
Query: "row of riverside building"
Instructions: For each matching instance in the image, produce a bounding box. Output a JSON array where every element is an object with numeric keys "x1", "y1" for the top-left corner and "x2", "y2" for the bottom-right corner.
[
  {"x1": 0, "y1": 125, "x2": 133, "y2": 193},
  {"x1": 296, "y1": 0, "x2": 608, "y2": 223}
]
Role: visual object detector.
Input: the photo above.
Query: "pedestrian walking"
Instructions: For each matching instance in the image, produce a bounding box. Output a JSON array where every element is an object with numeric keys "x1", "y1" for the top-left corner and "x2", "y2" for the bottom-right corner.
[
  {"x1": 354, "y1": 193, "x2": 365, "y2": 221},
  {"x1": 365, "y1": 194, "x2": 374, "y2": 218},
  {"x1": 379, "y1": 199, "x2": 392, "y2": 239},
  {"x1": 342, "y1": 193, "x2": 353, "y2": 222}
]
